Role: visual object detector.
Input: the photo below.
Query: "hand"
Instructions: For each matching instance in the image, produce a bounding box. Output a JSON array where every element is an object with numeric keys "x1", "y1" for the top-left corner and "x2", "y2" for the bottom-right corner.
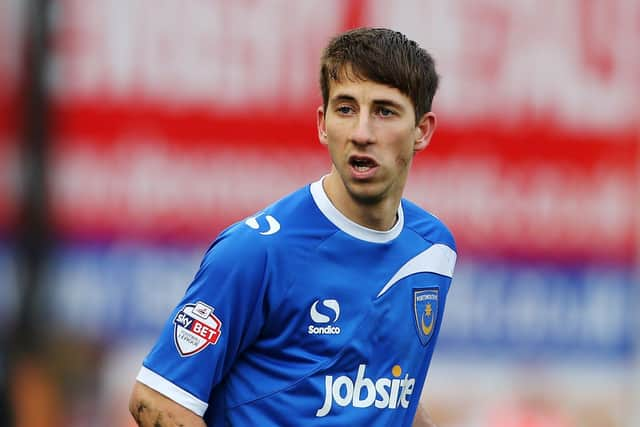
[{"x1": 413, "y1": 401, "x2": 438, "y2": 427}]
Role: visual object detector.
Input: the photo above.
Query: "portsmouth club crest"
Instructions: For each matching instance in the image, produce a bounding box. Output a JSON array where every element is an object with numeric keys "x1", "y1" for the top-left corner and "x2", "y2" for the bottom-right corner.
[
  {"x1": 173, "y1": 301, "x2": 222, "y2": 356},
  {"x1": 413, "y1": 288, "x2": 439, "y2": 346}
]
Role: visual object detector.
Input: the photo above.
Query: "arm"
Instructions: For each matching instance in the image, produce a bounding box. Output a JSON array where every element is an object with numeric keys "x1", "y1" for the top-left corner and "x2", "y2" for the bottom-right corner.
[
  {"x1": 129, "y1": 381, "x2": 207, "y2": 427},
  {"x1": 413, "y1": 401, "x2": 438, "y2": 427}
]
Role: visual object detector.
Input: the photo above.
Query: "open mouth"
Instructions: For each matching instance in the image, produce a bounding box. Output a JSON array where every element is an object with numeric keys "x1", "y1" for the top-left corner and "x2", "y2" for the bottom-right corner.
[{"x1": 349, "y1": 156, "x2": 378, "y2": 172}]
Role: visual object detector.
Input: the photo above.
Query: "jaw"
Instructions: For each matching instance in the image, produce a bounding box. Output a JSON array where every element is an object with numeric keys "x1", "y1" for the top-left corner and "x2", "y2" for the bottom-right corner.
[{"x1": 329, "y1": 167, "x2": 394, "y2": 206}]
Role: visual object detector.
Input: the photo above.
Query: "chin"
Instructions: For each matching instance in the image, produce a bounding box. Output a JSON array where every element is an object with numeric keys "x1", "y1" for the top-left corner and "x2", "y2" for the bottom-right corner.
[{"x1": 346, "y1": 183, "x2": 387, "y2": 205}]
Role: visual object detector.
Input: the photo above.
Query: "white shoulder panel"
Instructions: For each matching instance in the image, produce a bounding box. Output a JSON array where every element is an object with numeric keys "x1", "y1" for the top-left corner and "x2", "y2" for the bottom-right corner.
[{"x1": 376, "y1": 244, "x2": 457, "y2": 298}]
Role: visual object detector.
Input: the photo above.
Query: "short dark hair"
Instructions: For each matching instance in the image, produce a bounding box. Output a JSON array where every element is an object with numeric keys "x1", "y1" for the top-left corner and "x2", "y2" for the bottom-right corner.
[{"x1": 319, "y1": 27, "x2": 439, "y2": 123}]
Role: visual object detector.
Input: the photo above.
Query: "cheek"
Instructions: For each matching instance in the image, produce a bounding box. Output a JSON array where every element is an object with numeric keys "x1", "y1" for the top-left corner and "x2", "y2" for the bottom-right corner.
[
  {"x1": 395, "y1": 155, "x2": 411, "y2": 170},
  {"x1": 392, "y1": 138, "x2": 416, "y2": 168},
  {"x1": 328, "y1": 122, "x2": 351, "y2": 139}
]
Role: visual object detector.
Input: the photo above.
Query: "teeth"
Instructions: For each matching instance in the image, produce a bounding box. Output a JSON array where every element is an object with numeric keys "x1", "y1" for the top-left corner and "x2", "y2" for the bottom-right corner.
[{"x1": 351, "y1": 158, "x2": 374, "y2": 172}]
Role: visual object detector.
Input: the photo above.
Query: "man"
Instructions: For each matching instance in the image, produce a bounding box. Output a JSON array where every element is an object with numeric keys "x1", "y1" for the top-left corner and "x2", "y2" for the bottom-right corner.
[{"x1": 129, "y1": 27, "x2": 456, "y2": 427}]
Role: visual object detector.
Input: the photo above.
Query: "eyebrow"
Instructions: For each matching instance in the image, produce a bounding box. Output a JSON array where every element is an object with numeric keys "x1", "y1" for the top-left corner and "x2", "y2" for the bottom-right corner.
[{"x1": 330, "y1": 93, "x2": 406, "y2": 112}]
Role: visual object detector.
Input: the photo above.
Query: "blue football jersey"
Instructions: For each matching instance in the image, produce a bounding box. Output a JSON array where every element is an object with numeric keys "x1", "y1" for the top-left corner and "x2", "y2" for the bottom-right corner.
[{"x1": 137, "y1": 177, "x2": 457, "y2": 426}]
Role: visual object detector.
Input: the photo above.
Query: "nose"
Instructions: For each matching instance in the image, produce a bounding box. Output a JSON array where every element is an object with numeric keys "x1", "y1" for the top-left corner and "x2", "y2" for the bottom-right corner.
[{"x1": 350, "y1": 113, "x2": 375, "y2": 145}]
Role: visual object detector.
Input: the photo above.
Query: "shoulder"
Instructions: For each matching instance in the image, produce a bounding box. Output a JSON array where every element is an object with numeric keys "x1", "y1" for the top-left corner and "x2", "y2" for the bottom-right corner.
[
  {"x1": 401, "y1": 199, "x2": 456, "y2": 252},
  {"x1": 205, "y1": 184, "x2": 335, "y2": 263}
]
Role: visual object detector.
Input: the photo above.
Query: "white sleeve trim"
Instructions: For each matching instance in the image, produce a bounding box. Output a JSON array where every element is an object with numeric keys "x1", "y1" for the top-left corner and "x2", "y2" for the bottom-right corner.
[{"x1": 136, "y1": 366, "x2": 208, "y2": 416}]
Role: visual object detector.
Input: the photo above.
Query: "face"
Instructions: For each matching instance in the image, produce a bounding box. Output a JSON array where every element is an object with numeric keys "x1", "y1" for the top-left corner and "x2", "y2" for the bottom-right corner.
[{"x1": 317, "y1": 78, "x2": 436, "y2": 211}]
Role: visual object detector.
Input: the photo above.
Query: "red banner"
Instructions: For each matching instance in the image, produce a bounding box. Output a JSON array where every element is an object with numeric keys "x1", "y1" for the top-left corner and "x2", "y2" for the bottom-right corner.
[
  {"x1": 0, "y1": 0, "x2": 24, "y2": 233},
  {"x1": 41, "y1": 0, "x2": 640, "y2": 262}
]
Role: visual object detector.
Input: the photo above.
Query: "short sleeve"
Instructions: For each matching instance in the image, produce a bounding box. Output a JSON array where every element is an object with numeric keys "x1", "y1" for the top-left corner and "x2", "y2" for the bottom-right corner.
[{"x1": 136, "y1": 228, "x2": 269, "y2": 416}]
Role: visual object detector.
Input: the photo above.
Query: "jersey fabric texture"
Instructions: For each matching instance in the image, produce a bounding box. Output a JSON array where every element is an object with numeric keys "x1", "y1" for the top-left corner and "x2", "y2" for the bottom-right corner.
[{"x1": 137, "y1": 177, "x2": 457, "y2": 426}]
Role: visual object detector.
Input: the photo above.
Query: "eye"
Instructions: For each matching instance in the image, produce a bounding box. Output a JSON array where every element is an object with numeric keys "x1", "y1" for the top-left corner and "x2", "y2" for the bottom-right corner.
[
  {"x1": 377, "y1": 107, "x2": 395, "y2": 117},
  {"x1": 336, "y1": 105, "x2": 354, "y2": 115}
]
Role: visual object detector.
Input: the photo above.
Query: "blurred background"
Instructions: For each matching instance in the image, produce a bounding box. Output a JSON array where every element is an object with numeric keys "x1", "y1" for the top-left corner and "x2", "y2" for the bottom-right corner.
[{"x1": 1, "y1": 0, "x2": 638, "y2": 426}]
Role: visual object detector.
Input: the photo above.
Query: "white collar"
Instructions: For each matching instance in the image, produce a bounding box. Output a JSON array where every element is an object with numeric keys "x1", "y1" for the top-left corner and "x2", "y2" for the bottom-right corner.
[{"x1": 310, "y1": 177, "x2": 403, "y2": 243}]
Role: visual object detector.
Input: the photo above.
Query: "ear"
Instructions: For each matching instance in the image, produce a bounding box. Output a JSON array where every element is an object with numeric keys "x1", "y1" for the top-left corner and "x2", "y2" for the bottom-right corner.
[
  {"x1": 317, "y1": 106, "x2": 328, "y2": 146},
  {"x1": 414, "y1": 112, "x2": 437, "y2": 153}
]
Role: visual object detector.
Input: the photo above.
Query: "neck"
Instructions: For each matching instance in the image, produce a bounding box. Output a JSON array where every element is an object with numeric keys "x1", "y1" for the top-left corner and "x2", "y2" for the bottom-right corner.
[{"x1": 322, "y1": 172, "x2": 401, "y2": 231}]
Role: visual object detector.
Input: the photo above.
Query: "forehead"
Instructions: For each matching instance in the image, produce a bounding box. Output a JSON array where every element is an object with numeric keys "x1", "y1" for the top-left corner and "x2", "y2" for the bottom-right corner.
[{"x1": 328, "y1": 78, "x2": 413, "y2": 107}]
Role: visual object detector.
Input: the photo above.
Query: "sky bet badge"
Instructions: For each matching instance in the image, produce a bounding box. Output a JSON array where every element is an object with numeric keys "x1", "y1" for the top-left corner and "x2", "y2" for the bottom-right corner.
[
  {"x1": 413, "y1": 288, "x2": 438, "y2": 346},
  {"x1": 173, "y1": 301, "x2": 222, "y2": 356}
]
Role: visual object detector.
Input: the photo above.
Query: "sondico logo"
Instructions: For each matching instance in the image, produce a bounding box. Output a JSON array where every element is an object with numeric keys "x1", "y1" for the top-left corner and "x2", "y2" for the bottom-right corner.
[
  {"x1": 244, "y1": 213, "x2": 280, "y2": 235},
  {"x1": 316, "y1": 364, "x2": 416, "y2": 417},
  {"x1": 308, "y1": 299, "x2": 341, "y2": 335}
]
